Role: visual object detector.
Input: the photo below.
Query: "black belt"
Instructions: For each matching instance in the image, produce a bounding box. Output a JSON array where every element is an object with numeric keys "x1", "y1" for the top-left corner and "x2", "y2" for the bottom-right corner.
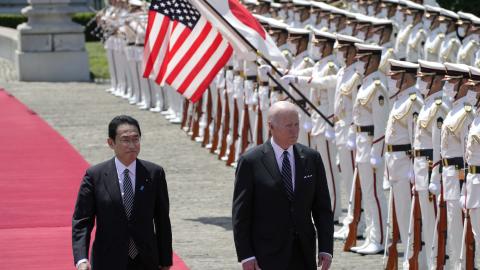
[
  {"x1": 468, "y1": 165, "x2": 480, "y2": 174},
  {"x1": 413, "y1": 149, "x2": 433, "y2": 160},
  {"x1": 227, "y1": 66, "x2": 233, "y2": 70},
  {"x1": 260, "y1": 81, "x2": 269, "y2": 86},
  {"x1": 442, "y1": 157, "x2": 465, "y2": 169},
  {"x1": 246, "y1": 75, "x2": 257, "y2": 81},
  {"x1": 386, "y1": 144, "x2": 411, "y2": 153},
  {"x1": 127, "y1": 42, "x2": 135, "y2": 46},
  {"x1": 272, "y1": 86, "x2": 282, "y2": 92},
  {"x1": 356, "y1": 125, "x2": 374, "y2": 136}
]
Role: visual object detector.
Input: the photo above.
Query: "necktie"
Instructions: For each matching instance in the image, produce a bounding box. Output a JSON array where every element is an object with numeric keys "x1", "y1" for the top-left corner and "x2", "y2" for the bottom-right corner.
[
  {"x1": 281, "y1": 151, "x2": 294, "y2": 201},
  {"x1": 123, "y1": 169, "x2": 138, "y2": 258}
]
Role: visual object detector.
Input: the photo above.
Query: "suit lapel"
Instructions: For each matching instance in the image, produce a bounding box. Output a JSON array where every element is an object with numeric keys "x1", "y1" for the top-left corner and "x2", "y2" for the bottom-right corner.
[
  {"x1": 103, "y1": 158, "x2": 127, "y2": 219},
  {"x1": 261, "y1": 140, "x2": 283, "y2": 184},
  {"x1": 293, "y1": 144, "x2": 306, "y2": 199},
  {"x1": 132, "y1": 159, "x2": 148, "y2": 218}
]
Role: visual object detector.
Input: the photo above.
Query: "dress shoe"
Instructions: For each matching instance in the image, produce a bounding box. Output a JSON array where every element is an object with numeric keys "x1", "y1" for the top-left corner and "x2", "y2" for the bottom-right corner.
[
  {"x1": 333, "y1": 227, "x2": 348, "y2": 240},
  {"x1": 356, "y1": 241, "x2": 384, "y2": 255}
]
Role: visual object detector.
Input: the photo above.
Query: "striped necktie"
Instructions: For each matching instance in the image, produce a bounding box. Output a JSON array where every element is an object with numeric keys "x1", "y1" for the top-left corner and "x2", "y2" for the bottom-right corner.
[
  {"x1": 123, "y1": 169, "x2": 138, "y2": 258},
  {"x1": 281, "y1": 151, "x2": 294, "y2": 201}
]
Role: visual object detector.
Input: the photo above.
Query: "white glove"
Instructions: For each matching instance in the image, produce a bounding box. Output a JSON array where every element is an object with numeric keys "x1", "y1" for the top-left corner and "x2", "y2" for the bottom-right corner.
[
  {"x1": 370, "y1": 156, "x2": 381, "y2": 168},
  {"x1": 281, "y1": 74, "x2": 296, "y2": 85},
  {"x1": 346, "y1": 139, "x2": 356, "y2": 150},
  {"x1": 77, "y1": 262, "x2": 91, "y2": 270},
  {"x1": 325, "y1": 129, "x2": 335, "y2": 142},
  {"x1": 428, "y1": 182, "x2": 440, "y2": 195},
  {"x1": 383, "y1": 178, "x2": 391, "y2": 190},
  {"x1": 408, "y1": 169, "x2": 415, "y2": 184},
  {"x1": 258, "y1": 65, "x2": 272, "y2": 77}
]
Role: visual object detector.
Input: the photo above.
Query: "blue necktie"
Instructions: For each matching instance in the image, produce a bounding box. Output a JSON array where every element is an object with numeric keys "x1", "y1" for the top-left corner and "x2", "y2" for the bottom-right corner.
[{"x1": 281, "y1": 151, "x2": 294, "y2": 201}]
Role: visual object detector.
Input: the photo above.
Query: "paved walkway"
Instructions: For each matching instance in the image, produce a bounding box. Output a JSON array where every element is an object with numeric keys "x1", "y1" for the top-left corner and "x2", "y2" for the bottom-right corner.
[{"x1": 1, "y1": 77, "x2": 387, "y2": 269}]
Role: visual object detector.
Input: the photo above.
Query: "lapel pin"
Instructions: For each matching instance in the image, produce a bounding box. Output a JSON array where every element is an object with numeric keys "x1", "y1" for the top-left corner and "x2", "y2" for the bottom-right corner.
[
  {"x1": 146, "y1": 178, "x2": 149, "y2": 183},
  {"x1": 140, "y1": 185, "x2": 145, "y2": 191}
]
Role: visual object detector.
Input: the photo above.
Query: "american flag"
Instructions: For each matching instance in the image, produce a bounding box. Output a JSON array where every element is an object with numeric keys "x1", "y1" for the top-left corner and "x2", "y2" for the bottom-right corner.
[{"x1": 143, "y1": 0, "x2": 233, "y2": 102}]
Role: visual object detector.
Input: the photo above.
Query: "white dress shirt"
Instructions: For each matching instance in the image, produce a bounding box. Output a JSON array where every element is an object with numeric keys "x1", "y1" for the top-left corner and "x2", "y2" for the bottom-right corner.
[{"x1": 271, "y1": 137, "x2": 296, "y2": 190}]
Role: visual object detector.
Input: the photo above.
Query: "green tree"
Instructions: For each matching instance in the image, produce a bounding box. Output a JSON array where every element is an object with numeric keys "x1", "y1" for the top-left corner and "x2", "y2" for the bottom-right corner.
[{"x1": 437, "y1": 0, "x2": 480, "y2": 17}]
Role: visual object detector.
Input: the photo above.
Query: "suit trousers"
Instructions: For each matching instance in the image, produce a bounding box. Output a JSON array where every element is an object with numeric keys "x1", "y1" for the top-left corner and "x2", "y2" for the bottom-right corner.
[
  {"x1": 287, "y1": 237, "x2": 307, "y2": 270},
  {"x1": 127, "y1": 255, "x2": 147, "y2": 270}
]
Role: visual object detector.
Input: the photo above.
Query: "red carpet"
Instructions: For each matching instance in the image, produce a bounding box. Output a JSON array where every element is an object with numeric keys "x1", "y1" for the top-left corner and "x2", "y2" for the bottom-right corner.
[{"x1": 0, "y1": 89, "x2": 188, "y2": 269}]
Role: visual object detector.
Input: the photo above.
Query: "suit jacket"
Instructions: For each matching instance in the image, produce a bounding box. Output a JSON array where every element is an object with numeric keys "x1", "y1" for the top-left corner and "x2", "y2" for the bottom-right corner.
[
  {"x1": 232, "y1": 141, "x2": 333, "y2": 270},
  {"x1": 72, "y1": 158, "x2": 172, "y2": 270}
]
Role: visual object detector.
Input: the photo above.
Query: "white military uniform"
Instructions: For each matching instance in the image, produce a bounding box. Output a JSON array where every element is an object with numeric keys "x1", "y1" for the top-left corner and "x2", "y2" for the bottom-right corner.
[
  {"x1": 385, "y1": 84, "x2": 424, "y2": 267},
  {"x1": 333, "y1": 62, "x2": 364, "y2": 238},
  {"x1": 423, "y1": 27, "x2": 445, "y2": 62},
  {"x1": 441, "y1": 91, "x2": 476, "y2": 269},
  {"x1": 352, "y1": 65, "x2": 389, "y2": 254},
  {"x1": 456, "y1": 33, "x2": 480, "y2": 66},
  {"x1": 406, "y1": 22, "x2": 427, "y2": 63},
  {"x1": 464, "y1": 110, "x2": 480, "y2": 269},
  {"x1": 438, "y1": 31, "x2": 461, "y2": 63},
  {"x1": 414, "y1": 80, "x2": 451, "y2": 270}
]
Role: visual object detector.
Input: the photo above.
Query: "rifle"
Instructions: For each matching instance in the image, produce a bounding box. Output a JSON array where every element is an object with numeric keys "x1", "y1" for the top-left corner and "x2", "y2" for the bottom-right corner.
[
  {"x1": 190, "y1": 97, "x2": 203, "y2": 140},
  {"x1": 407, "y1": 191, "x2": 422, "y2": 270},
  {"x1": 181, "y1": 98, "x2": 189, "y2": 130},
  {"x1": 465, "y1": 211, "x2": 475, "y2": 270},
  {"x1": 202, "y1": 87, "x2": 213, "y2": 147},
  {"x1": 435, "y1": 184, "x2": 448, "y2": 270},
  {"x1": 256, "y1": 101, "x2": 264, "y2": 145},
  {"x1": 226, "y1": 98, "x2": 240, "y2": 166},
  {"x1": 210, "y1": 87, "x2": 223, "y2": 154},
  {"x1": 385, "y1": 191, "x2": 400, "y2": 270},
  {"x1": 218, "y1": 90, "x2": 230, "y2": 159},
  {"x1": 240, "y1": 103, "x2": 250, "y2": 155},
  {"x1": 344, "y1": 168, "x2": 362, "y2": 251}
]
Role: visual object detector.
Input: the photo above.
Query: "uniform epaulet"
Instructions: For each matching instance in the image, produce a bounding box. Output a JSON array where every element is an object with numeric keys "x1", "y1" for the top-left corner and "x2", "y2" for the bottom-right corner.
[{"x1": 358, "y1": 78, "x2": 385, "y2": 106}]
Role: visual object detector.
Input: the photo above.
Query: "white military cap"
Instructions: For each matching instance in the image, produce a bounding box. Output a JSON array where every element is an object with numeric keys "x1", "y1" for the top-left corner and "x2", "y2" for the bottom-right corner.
[
  {"x1": 244, "y1": 0, "x2": 259, "y2": 4},
  {"x1": 458, "y1": 12, "x2": 480, "y2": 25},
  {"x1": 287, "y1": 27, "x2": 311, "y2": 36},
  {"x1": 266, "y1": 18, "x2": 290, "y2": 30},
  {"x1": 405, "y1": 1, "x2": 425, "y2": 11},
  {"x1": 128, "y1": 0, "x2": 143, "y2": 6},
  {"x1": 371, "y1": 18, "x2": 393, "y2": 26},
  {"x1": 330, "y1": 7, "x2": 348, "y2": 16},
  {"x1": 271, "y1": 2, "x2": 282, "y2": 8},
  {"x1": 336, "y1": 33, "x2": 364, "y2": 44},
  {"x1": 355, "y1": 14, "x2": 376, "y2": 24},
  {"x1": 469, "y1": 66, "x2": 480, "y2": 81},
  {"x1": 439, "y1": 8, "x2": 460, "y2": 20},
  {"x1": 389, "y1": 59, "x2": 419, "y2": 73},
  {"x1": 381, "y1": 0, "x2": 400, "y2": 4},
  {"x1": 355, "y1": 43, "x2": 383, "y2": 57},
  {"x1": 259, "y1": 0, "x2": 272, "y2": 3},
  {"x1": 292, "y1": 0, "x2": 311, "y2": 7},
  {"x1": 418, "y1": 60, "x2": 446, "y2": 75},
  {"x1": 311, "y1": 1, "x2": 335, "y2": 12},
  {"x1": 444, "y1": 62, "x2": 470, "y2": 77},
  {"x1": 424, "y1": 5, "x2": 442, "y2": 14},
  {"x1": 312, "y1": 29, "x2": 337, "y2": 41},
  {"x1": 253, "y1": 14, "x2": 270, "y2": 28}
]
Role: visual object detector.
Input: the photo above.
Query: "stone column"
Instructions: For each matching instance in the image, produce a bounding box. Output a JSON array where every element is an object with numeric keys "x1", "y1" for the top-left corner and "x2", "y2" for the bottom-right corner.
[{"x1": 15, "y1": 0, "x2": 90, "y2": 81}]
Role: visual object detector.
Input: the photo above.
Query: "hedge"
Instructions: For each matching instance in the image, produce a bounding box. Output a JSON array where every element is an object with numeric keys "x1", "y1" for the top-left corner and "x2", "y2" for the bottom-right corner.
[{"x1": 0, "y1": 12, "x2": 99, "y2": 41}]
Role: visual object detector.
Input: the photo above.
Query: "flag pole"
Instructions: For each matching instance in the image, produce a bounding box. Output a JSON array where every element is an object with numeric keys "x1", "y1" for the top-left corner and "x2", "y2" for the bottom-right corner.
[{"x1": 195, "y1": 0, "x2": 334, "y2": 127}]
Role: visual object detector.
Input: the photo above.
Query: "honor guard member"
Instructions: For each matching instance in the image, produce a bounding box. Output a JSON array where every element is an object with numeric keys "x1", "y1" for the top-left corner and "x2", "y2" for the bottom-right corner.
[
  {"x1": 310, "y1": 2, "x2": 335, "y2": 31},
  {"x1": 456, "y1": 12, "x2": 480, "y2": 66},
  {"x1": 269, "y1": 2, "x2": 284, "y2": 20},
  {"x1": 282, "y1": 27, "x2": 314, "y2": 146},
  {"x1": 423, "y1": 5, "x2": 445, "y2": 62},
  {"x1": 290, "y1": 0, "x2": 311, "y2": 28},
  {"x1": 438, "y1": 9, "x2": 461, "y2": 63},
  {"x1": 101, "y1": 2, "x2": 121, "y2": 94},
  {"x1": 463, "y1": 66, "x2": 480, "y2": 269},
  {"x1": 375, "y1": 0, "x2": 399, "y2": 20},
  {"x1": 332, "y1": 34, "x2": 366, "y2": 240},
  {"x1": 413, "y1": 60, "x2": 450, "y2": 270},
  {"x1": 440, "y1": 62, "x2": 474, "y2": 269},
  {"x1": 351, "y1": 43, "x2": 388, "y2": 255},
  {"x1": 353, "y1": 14, "x2": 375, "y2": 42},
  {"x1": 328, "y1": 7, "x2": 348, "y2": 33},
  {"x1": 384, "y1": 59, "x2": 424, "y2": 267},
  {"x1": 339, "y1": 10, "x2": 360, "y2": 36},
  {"x1": 405, "y1": 2, "x2": 427, "y2": 63},
  {"x1": 283, "y1": 30, "x2": 342, "y2": 222},
  {"x1": 393, "y1": 0, "x2": 417, "y2": 60},
  {"x1": 255, "y1": 0, "x2": 271, "y2": 16}
]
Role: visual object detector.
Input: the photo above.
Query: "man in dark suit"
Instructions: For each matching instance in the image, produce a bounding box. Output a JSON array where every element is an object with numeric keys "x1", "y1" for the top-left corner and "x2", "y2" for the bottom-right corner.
[
  {"x1": 232, "y1": 101, "x2": 334, "y2": 270},
  {"x1": 72, "y1": 115, "x2": 172, "y2": 270}
]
